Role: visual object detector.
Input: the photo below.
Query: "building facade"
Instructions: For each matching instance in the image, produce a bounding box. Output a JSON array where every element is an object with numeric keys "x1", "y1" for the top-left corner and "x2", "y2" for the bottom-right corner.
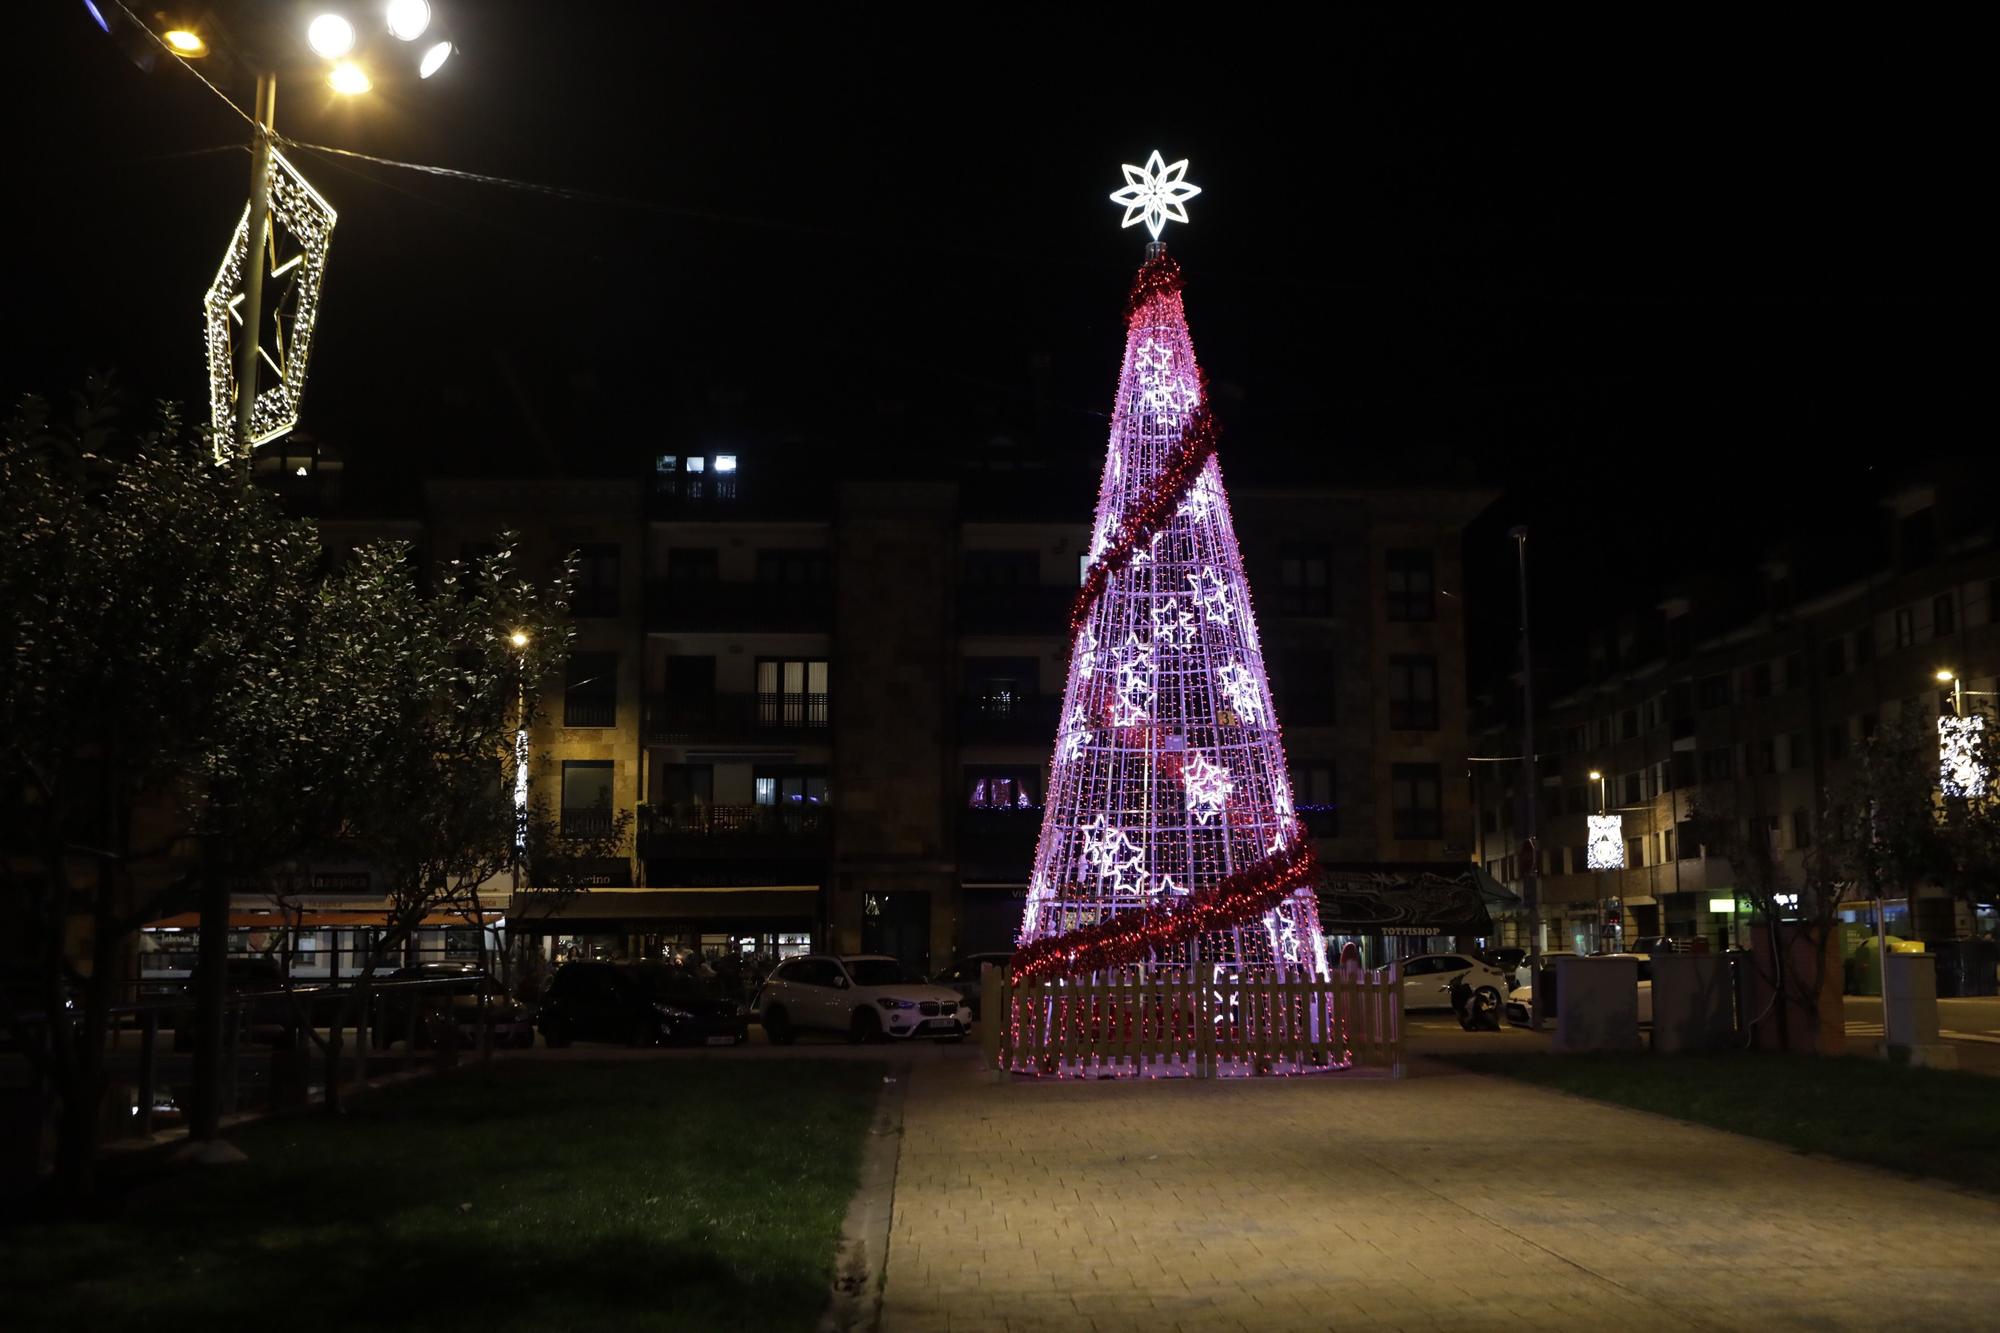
[
  {"x1": 161, "y1": 448, "x2": 1491, "y2": 980},
  {"x1": 1475, "y1": 481, "x2": 2000, "y2": 954}
]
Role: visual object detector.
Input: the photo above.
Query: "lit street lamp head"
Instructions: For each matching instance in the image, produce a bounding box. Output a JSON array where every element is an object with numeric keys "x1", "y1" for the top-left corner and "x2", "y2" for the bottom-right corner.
[
  {"x1": 1936, "y1": 668, "x2": 1957, "y2": 683},
  {"x1": 326, "y1": 60, "x2": 372, "y2": 95},
  {"x1": 509, "y1": 631, "x2": 530, "y2": 649},
  {"x1": 163, "y1": 28, "x2": 206, "y2": 56}
]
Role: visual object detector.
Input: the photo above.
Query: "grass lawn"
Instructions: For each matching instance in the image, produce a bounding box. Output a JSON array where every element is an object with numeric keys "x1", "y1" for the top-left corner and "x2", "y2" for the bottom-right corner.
[
  {"x1": 1447, "y1": 1051, "x2": 2000, "y2": 1194},
  {"x1": 1, "y1": 1058, "x2": 885, "y2": 1333}
]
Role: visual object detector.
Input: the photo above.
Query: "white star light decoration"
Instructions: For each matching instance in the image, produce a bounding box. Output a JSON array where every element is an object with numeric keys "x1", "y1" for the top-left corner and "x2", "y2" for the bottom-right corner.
[
  {"x1": 1110, "y1": 150, "x2": 1202, "y2": 240},
  {"x1": 1216, "y1": 659, "x2": 1266, "y2": 727},
  {"x1": 1181, "y1": 751, "x2": 1234, "y2": 825},
  {"x1": 1079, "y1": 816, "x2": 1147, "y2": 898},
  {"x1": 203, "y1": 149, "x2": 337, "y2": 463}
]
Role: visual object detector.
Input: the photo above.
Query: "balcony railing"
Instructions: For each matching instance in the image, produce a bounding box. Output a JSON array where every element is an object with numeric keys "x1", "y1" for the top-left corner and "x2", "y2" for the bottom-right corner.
[
  {"x1": 643, "y1": 692, "x2": 830, "y2": 742},
  {"x1": 959, "y1": 693, "x2": 1061, "y2": 743},
  {"x1": 562, "y1": 807, "x2": 615, "y2": 839},
  {"x1": 561, "y1": 695, "x2": 618, "y2": 729},
  {"x1": 646, "y1": 580, "x2": 832, "y2": 632},
  {"x1": 636, "y1": 802, "x2": 832, "y2": 858},
  {"x1": 958, "y1": 806, "x2": 1043, "y2": 874}
]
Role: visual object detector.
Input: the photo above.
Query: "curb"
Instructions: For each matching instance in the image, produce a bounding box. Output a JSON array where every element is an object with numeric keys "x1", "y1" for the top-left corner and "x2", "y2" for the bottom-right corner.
[{"x1": 819, "y1": 1061, "x2": 910, "y2": 1333}]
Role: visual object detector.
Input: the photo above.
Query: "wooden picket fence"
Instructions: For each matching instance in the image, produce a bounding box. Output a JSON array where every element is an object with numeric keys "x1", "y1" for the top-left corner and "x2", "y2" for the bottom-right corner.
[{"x1": 981, "y1": 963, "x2": 1403, "y2": 1080}]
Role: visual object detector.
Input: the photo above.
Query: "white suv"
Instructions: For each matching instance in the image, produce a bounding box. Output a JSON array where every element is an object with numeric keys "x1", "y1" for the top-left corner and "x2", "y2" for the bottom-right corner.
[{"x1": 756, "y1": 954, "x2": 972, "y2": 1044}]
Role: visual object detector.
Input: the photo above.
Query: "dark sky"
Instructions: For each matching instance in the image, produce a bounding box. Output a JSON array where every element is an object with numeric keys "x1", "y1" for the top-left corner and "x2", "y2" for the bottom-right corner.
[{"x1": 7, "y1": 2, "x2": 1982, "y2": 688}]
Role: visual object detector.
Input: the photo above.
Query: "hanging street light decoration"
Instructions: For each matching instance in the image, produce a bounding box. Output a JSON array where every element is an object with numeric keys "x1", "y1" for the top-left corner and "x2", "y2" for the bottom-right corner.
[
  {"x1": 203, "y1": 149, "x2": 337, "y2": 463},
  {"x1": 1585, "y1": 814, "x2": 1626, "y2": 870},
  {"x1": 1938, "y1": 713, "x2": 1987, "y2": 798}
]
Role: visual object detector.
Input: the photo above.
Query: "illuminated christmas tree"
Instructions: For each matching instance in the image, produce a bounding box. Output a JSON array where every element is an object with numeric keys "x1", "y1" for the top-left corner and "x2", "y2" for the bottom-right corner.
[{"x1": 1012, "y1": 153, "x2": 1327, "y2": 984}]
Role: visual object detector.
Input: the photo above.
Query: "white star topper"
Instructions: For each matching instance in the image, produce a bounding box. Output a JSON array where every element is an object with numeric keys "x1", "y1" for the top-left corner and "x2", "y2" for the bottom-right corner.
[{"x1": 1110, "y1": 151, "x2": 1202, "y2": 240}]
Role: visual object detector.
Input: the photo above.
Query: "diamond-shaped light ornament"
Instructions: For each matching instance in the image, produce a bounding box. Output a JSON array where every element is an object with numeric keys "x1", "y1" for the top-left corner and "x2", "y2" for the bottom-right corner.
[
  {"x1": 1109, "y1": 150, "x2": 1201, "y2": 240},
  {"x1": 204, "y1": 149, "x2": 337, "y2": 464}
]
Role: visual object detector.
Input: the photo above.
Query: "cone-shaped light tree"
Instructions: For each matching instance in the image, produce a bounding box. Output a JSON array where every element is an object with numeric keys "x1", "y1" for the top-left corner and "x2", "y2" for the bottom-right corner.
[{"x1": 1012, "y1": 153, "x2": 1328, "y2": 984}]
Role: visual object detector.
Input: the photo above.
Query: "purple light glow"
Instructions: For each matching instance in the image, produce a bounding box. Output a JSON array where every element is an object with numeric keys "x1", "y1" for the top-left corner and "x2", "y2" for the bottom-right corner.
[{"x1": 1019, "y1": 255, "x2": 1329, "y2": 980}]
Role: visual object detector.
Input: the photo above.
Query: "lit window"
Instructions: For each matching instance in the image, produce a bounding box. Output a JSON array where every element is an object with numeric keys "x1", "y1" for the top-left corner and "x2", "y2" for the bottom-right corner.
[
  {"x1": 686, "y1": 456, "x2": 706, "y2": 474},
  {"x1": 713, "y1": 453, "x2": 738, "y2": 474},
  {"x1": 655, "y1": 454, "x2": 678, "y2": 473}
]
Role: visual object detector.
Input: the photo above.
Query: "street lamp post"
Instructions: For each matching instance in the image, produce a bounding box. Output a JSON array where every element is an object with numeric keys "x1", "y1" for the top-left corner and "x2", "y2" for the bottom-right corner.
[{"x1": 1509, "y1": 527, "x2": 1543, "y2": 1029}]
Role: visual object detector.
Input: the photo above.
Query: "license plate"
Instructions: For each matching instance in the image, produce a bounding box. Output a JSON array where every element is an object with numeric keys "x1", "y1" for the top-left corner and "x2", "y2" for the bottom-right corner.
[
  {"x1": 927, "y1": 1018, "x2": 958, "y2": 1029},
  {"x1": 705, "y1": 1035, "x2": 735, "y2": 1046}
]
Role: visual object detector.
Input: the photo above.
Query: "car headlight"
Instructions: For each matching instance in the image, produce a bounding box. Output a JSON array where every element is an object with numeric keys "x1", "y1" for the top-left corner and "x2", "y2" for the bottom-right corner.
[
  {"x1": 653, "y1": 1003, "x2": 694, "y2": 1020},
  {"x1": 876, "y1": 998, "x2": 917, "y2": 1010}
]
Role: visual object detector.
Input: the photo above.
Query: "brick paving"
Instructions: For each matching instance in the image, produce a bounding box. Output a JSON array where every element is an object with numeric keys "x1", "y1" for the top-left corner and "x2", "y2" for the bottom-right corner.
[{"x1": 881, "y1": 1056, "x2": 2000, "y2": 1332}]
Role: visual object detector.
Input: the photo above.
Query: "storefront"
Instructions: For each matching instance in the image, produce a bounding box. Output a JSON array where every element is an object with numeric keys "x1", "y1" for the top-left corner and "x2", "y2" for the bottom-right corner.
[
  {"x1": 522, "y1": 885, "x2": 820, "y2": 970},
  {"x1": 1316, "y1": 862, "x2": 1512, "y2": 965}
]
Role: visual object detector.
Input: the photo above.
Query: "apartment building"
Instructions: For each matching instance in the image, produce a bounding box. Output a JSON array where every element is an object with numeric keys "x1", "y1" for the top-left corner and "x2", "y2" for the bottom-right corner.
[
  {"x1": 1475, "y1": 479, "x2": 2000, "y2": 954},
  {"x1": 173, "y1": 443, "x2": 1491, "y2": 978}
]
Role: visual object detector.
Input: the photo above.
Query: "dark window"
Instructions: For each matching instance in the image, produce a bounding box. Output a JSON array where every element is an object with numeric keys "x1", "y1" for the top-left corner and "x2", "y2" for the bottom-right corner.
[
  {"x1": 1893, "y1": 607, "x2": 1916, "y2": 649},
  {"x1": 1292, "y1": 763, "x2": 1337, "y2": 836},
  {"x1": 1627, "y1": 838, "x2": 1645, "y2": 869},
  {"x1": 756, "y1": 549, "x2": 830, "y2": 585},
  {"x1": 755, "y1": 658, "x2": 829, "y2": 727},
  {"x1": 663, "y1": 654, "x2": 715, "y2": 699},
  {"x1": 1857, "y1": 711, "x2": 1877, "y2": 741},
  {"x1": 1852, "y1": 625, "x2": 1875, "y2": 666},
  {"x1": 571, "y1": 543, "x2": 620, "y2": 618},
  {"x1": 1933, "y1": 593, "x2": 1956, "y2": 637},
  {"x1": 1823, "y1": 638, "x2": 1846, "y2": 677},
  {"x1": 1569, "y1": 846, "x2": 1589, "y2": 875},
  {"x1": 1792, "y1": 811, "x2": 1812, "y2": 850},
  {"x1": 1753, "y1": 737, "x2": 1776, "y2": 776},
  {"x1": 1390, "y1": 763, "x2": 1443, "y2": 840},
  {"x1": 966, "y1": 657, "x2": 1040, "y2": 716},
  {"x1": 756, "y1": 768, "x2": 830, "y2": 807},
  {"x1": 653, "y1": 763, "x2": 712, "y2": 808},
  {"x1": 1700, "y1": 748, "x2": 1733, "y2": 783},
  {"x1": 1597, "y1": 718, "x2": 1612, "y2": 746},
  {"x1": 1824, "y1": 724, "x2": 1849, "y2": 761},
  {"x1": 965, "y1": 770, "x2": 1036, "y2": 810},
  {"x1": 1670, "y1": 752, "x2": 1697, "y2": 789},
  {"x1": 1662, "y1": 827, "x2": 1677, "y2": 862},
  {"x1": 668, "y1": 548, "x2": 718, "y2": 583},
  {"x1": 1621, "y1": 771, "x2": 1642, "y2": 805},
  {"x1": 1697, "y1": 674, "x2": 1730, "y2": 709},
  {"x1": 1279, "y1": 542, "x2": 1333, "y2": 616},
  {"x1": 1387, "y1": 655, "x2": 1439, "y2": 730},
  {"x1": 561, "y1": 761, "x2": 615, "y2": 838},
  {"x1": 1620, "y1": 708, "x2": 1639, "y2": 740},
  {"x1": 1750, "y1": 662, "x2": 1773, "y2": 698},
  {"x1": 1282, "y1": 650, "x2": 1337, "y2": 725},
  {"x1": 563, "y1": 652, "x2": 617, "y2": 728},
  {"x1": 1384, "y1": 549, "x2": 1435, "y2": 622},
  {"x1": 1782, "y1": 652, "x2": 1804, "y2": 693},
  {"x1": 963, "y1": 550, "x2": 1039, "y2": 586}
]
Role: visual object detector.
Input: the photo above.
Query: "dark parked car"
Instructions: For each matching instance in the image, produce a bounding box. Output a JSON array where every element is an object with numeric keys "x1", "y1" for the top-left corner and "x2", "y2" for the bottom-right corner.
[
  {"x1": 932, "y1": 952, "x2": 1013, "y2": 1018},
  {"x1": 174, "y1": 956, "x2": 293, "y2": 1051},
  {"x1": 372, "y1": 963, "x2": 534, "y2": 1050},
  {"x1": 537, "y1": 962, "x2": 748, "y2": 1048}
]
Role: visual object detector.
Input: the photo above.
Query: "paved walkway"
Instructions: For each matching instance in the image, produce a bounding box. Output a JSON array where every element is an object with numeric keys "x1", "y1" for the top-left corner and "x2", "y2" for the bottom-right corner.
[{"x1": 881, "y1": 1057, "x2": 2000, "y2": 1332}]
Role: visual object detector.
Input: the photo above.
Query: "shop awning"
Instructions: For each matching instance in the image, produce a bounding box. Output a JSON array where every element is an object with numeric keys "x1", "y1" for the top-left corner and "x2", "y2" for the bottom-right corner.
[
  {"x1": 1316, "y1": 862, "x2": 1497, "y2": 936},
  {"x1": 143, "y1": 910, "x2": 481, "y2": 931},
  {"x1": 528, "y1": 886, "x2": 819, "y2": 924}
]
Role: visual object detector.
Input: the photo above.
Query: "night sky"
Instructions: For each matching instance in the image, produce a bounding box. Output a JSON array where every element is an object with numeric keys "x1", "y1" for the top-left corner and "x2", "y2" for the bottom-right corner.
[{"x1": 7, "y1": 3, "x2": 1981, "y2": 690}]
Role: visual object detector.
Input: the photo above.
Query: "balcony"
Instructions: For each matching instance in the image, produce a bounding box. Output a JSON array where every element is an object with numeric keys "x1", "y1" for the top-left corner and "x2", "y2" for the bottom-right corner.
[
  {"x1": 959, "y1": 693, "x2": 1061, "y2": 744},
  {"x1": 636, "y1": 802, "x2": 832, "y2": 859},
  {"x1": 647, "y1": 580, "x2": 832, "y2": 632},
  {"x1": 958, "y1": 806, "x2": 1043, "y2": 876},
  {"x1": 643, "y1": 692, "x2": 830, "y2": 743},
  {"x1": 958, "y1": 583, "x2": 1073, "y2": 635},
  {"x1": 561, "y1": 696, "x2": 618, "y2": 729}
]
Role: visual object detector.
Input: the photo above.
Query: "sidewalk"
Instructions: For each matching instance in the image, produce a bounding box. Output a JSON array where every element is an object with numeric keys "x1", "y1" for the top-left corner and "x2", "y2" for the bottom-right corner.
[{"x1": 881, "y1": 1056, "x2": 2000, "y2": 1332}]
